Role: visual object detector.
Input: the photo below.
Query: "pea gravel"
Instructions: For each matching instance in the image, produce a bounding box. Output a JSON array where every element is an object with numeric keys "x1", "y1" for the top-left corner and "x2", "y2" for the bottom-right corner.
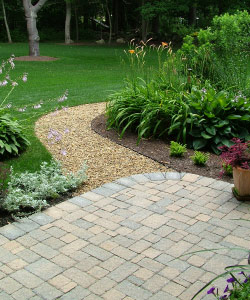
[{"x1": 35, "y1": 102, "x2": 169, "y2": 195}]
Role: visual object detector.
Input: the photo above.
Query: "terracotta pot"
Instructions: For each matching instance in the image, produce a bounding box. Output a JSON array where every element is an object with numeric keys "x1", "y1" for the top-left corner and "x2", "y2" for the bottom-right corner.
[{"x1": 233, "y1": 166, "x2": 250, "y2": 197}]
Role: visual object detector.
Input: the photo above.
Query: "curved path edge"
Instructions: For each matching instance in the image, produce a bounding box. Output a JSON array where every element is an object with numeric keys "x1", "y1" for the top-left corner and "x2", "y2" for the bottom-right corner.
[{"x1": 0, "y1": 172, "x2": 249, "y2": 300}]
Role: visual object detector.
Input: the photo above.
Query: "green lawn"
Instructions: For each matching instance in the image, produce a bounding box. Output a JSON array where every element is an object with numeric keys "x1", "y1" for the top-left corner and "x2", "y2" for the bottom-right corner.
[{"x1": 0, "y1": 42, "x2": 131, "y2": 174}]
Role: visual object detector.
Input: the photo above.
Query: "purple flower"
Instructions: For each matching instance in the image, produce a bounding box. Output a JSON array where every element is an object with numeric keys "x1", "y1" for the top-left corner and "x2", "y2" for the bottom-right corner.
[
  {"x1": 207, "y1": 287, "x2": 216, "y2": 294},
  {"x1": 227, "y1": 277, "x2": 235, "y2": 283},
  {"x1": 61, "y1": 149, "x2": 67, "y2": 156},
  {"x1": 224, "y1": 285, "x2": 229, "y2": 293},
  {"x1": 64, "y1": 128, "x2": 70, "y2": 134},
  {"x1": 22, "y1": 73, "x2": 28, "y2": 82}
]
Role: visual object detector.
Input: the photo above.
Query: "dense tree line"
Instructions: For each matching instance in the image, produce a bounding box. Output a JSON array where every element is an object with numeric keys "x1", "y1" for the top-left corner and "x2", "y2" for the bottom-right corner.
[{"x1": 0, "y1": 0, "x2": 249, "y2": 55}]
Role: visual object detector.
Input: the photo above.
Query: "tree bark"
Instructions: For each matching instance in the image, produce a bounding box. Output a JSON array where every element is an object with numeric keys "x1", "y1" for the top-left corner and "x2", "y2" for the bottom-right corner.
[
  {"x1": 141, "y1": 0, "x2": 146, "y2": 42},
  {"x1": 74, "y1": 1, "x2": 79, "y2": 42},
  {"x1": 188, "y1": 2, "x2": 197, "y2": 26},
  {"x1": 22, "y1": 0, "x2": 48, "y2": 56},
  {"x1": 65, "y1": 0, "x2": 72, "y2": 44},
  {"x1": 106, "y1": 0, "x2": 112, "y2": 44},
  {"x1": 1, "y1": 0, "x2": 12, "y2": 43}
]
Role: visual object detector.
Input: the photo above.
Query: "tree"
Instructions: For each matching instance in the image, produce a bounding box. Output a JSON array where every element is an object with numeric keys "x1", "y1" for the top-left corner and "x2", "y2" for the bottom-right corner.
[
  {"x1": 65, "y1": 0, "x2": 72, "y2": 44},
  {"x1": 22, "y1": 0, "x2": 48, "y2": 56},
  {"x1": 1, "y1": 0, "x2": 12, "y2": 43}
]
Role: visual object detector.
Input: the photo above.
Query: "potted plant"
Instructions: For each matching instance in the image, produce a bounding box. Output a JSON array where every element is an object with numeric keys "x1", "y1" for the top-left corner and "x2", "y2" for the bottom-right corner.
[{"x1": 220, "y1": 138, "x2": 250, "y2": 201}]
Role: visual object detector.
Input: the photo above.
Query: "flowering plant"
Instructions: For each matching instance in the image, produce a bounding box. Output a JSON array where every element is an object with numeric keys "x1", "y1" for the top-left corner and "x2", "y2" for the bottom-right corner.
[
  {"x1": 206, "y1": 270, "x2": 250, "y2": 300},
  {"x1": 220, "y1": 138, "x2": 250, "y2": 172}
]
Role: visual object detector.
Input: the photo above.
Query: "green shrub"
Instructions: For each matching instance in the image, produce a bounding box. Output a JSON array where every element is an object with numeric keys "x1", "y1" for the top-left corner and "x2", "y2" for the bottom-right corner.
[
  {"x1": 106, "y1": 79, "x2": 181, "y2": 142},
  {"x1": 190, "y1": 151, "x2": 209, "y2": 166},
  {"x1": 0, "y1": 114, "x2": 30, "y2": 158},
  {"x1": 178, "y1": 11, "x2": 250, "y2": 95},
  {"x1": 170, "y1": 141, "x2": 187, "y2": 157},
  {"x1": 2, "y1": 160, "x2": 87, "y2": 217},
  {"x1": 169, "y1": 85, "x2": 250, "y2": 153}
]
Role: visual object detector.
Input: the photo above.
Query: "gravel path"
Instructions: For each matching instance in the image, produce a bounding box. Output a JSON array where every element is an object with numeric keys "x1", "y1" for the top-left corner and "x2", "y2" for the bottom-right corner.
[{"x1": 35, "y1": 102, "x2": 169, "y2": 195}]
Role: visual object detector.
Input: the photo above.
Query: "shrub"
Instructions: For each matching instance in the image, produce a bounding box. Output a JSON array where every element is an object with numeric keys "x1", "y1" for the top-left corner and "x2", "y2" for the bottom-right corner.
[
  {"x1": 169, "y1": 86, "x2": 250, "y2": 153},
  {"x1": 1, "y1": 160, "x2": 87, "y2": 217},
  {"x1": 190, "y1": 151, "x2": 209, "y2": 166},
  {"x1": 106, "y1": 43, "x2": 188, "y2": 142},
  {"x1": 0, "y1": 113, "x2": 30, "y2": 158},
  {"x1": 177, "y1": 11, "x2": 250, "y2": 95},
  {"x1": 170, "y1": 141, "x2": 187, "y2": 157},
  {"x1": 0, "y1": 55, "x2": 30, "y2": 158}
]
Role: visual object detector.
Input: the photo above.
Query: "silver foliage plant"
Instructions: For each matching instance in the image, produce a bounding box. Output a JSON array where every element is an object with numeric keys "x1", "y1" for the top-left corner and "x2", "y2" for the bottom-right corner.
[{"x1": 2, "y1": 160, "x2": 87, "y2": 217}]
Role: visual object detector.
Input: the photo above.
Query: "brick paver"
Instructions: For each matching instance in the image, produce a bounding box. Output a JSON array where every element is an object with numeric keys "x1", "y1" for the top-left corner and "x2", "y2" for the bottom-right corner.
[{"x1": 0, "y1": 172, "x2": 249, "y2": 299}]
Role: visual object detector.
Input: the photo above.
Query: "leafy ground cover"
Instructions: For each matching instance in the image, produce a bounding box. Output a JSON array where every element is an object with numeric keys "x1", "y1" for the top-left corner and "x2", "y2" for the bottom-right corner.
[{"x1": 0, "y1": 42, "x2": 130, "y2": 174}]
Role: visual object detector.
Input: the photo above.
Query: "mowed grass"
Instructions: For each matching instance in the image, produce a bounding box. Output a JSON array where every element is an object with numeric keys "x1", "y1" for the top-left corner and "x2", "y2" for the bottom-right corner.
[{"x1": 0, "y1": 42, "x2": 132, "y2": 174}]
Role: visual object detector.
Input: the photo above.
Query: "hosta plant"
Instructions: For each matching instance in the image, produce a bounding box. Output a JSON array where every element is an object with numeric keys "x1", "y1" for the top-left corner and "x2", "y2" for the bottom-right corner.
[
  {"x1": 0, "y1": 113, "x2": 30, "y2": 158},
  {"x1": 0, "y1": 55, "x2": 30, "y2": 158},
  {"x1": 169, "y1": 86, "x2": 250, "y2": 154}
]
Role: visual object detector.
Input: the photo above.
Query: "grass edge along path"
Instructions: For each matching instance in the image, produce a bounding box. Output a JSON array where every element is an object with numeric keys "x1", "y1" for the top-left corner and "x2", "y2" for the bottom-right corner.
[{"x1": 0, "y1": 42, "x2": 133, "y2": 175}]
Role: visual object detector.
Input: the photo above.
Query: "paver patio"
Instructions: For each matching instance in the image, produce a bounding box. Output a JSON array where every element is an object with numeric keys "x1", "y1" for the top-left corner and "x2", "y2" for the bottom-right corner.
[{"x1": 0, "y1": 172, "x2": 249, "y2": 300}]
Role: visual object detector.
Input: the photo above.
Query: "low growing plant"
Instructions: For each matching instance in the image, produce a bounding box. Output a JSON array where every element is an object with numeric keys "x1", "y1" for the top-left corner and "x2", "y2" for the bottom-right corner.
[
  {"x1": 220, "y1": 138, "x2": 250, "y2": 171},
  {"x1": 0, "y1": 55, "x2": 30, "y2": 158},
  {"x1": 169, "y1": 141, "x2": 187, "y2": 157},
  {"x1": 169, "y1": 85, "x2": 250, "y2": 154},
  {"x1": 1, "y1": 160, "x2": 87, "y2": 217},
  {"x1": 190, "y1": 151, "x2": 209, "y2": 166}
]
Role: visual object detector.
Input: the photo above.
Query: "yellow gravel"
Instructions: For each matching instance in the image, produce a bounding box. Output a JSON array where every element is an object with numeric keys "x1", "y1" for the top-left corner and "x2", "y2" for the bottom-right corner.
[{"x1": 35, "y1": 102, "x2": 169, "y2": 195}]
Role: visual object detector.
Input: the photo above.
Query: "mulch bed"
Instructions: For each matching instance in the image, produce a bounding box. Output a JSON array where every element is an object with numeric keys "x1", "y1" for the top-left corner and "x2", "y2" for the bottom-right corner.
[
  {"x1": 15, "y1": 56, "x2": 58, "y2": 61},
  {"x1": 91, "y1": 114, "x2": 233, "y2": 184}
]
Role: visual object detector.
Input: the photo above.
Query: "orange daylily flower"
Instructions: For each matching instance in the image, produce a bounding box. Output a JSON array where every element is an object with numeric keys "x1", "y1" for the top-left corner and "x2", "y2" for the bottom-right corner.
[
  {"x1": 161, "y1": 42, "x2": 168, "y2": 47},
  {"x1": 128, "y1": 49, "x2": 135, "y2": 54}
]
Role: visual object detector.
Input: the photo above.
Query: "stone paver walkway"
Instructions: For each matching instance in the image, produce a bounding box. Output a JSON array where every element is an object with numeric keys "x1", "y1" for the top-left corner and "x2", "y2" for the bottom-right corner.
[{"x1": 0, "y1": 172, "x2": 249, "y2": 300}]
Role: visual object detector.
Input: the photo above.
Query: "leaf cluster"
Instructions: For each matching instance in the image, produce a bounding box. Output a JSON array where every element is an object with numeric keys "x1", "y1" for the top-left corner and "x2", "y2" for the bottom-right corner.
[
  {"x1": 1, "y1": 160, "x2": 87, "y2": 217},
  {"x1": 190, "y1": 151, "x2": 209, "y2": 166},
  {"x1": 170, "y1": 141, "x2": 187, "y2": 157},
  {"x1": 0, "y1": 113, "x2": 30, "y2": 158}
]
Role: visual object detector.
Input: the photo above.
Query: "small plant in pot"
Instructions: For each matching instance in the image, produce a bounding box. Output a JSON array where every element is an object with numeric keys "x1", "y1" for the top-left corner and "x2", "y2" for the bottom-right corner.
[{"x1": 220, "y1": 138, "x2": 250, "y2": 200}]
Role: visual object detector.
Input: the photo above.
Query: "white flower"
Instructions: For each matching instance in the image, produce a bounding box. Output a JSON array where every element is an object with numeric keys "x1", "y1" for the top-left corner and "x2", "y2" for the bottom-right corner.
[
  {"x1": 33, "y1": 104, "x2": 41, "y2": 109},
  {"x1": 0, "y1": 80, "x2": 8, "y2": 87},
  {"x1": 12, "y1": 81, "x2": 18, "y2": 87}
]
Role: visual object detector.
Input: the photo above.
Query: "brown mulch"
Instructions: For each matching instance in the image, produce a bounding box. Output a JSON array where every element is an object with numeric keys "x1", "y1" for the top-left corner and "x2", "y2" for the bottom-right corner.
[
  {"x1": 15, "y1": 56, "x2": 58, "y2": 61},
  {"x1": 91, "y1": 114, "x2": 233, "y2": 184}
]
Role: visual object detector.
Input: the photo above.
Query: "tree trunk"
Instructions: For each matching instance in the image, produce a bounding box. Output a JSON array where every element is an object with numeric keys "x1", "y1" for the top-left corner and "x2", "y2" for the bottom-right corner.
[
  {"x1": 106, "y1": 0, "x2": 112, "y2": 44},
  {"x1": 74, "y1": 1, "x2": 79, "y2": 42},
  {"x1": 65, "y1": 0, "x2": 72, "y2": 44},
  {"x1": 188, "y1": 3, "x2": 197, "y2": 26},
  {"x1": 141, "y1": 0, "x2": 146, "y2": 42},
  {"x1": 112, "y1": 0, "x2": 119, "y2": 35},
  {"x1": 22, "y1": 0, "x2": 48, "y2": 56},
  {"x1": 1, "y1": 0, "x2": 12, "y2": 43}
]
